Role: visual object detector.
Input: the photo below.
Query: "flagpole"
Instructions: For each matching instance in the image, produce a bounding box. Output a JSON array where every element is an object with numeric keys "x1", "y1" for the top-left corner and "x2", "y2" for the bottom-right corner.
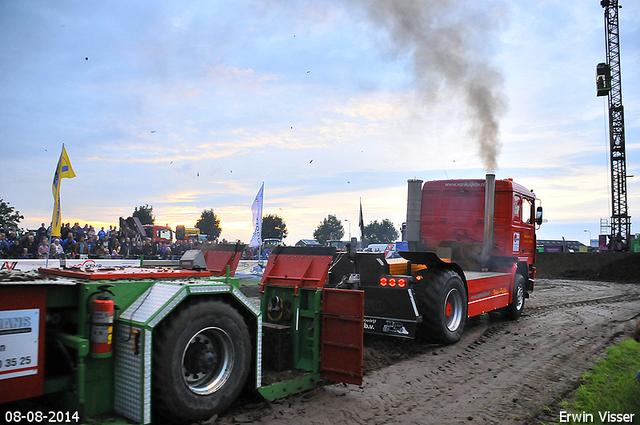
[
  {"x1": 258, "y1": 183, "x2": 263, "y2": 264},
  {"x1": 47, "y1": 197, "x2": 61, "y2": 267}
]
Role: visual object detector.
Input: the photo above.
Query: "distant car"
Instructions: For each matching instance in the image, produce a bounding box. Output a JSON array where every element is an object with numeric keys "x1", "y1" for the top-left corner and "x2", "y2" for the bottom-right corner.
[
  {"x1": 295, "y1": 239, "x2": 322, "y2": 247},
  {"x1": 363, "y1": 242, "x2": 408, "y2": 259},
  {"x1": 326, "y1": 240, "x2": 349, "y2": 251},
  {"x1": 262, "y1": 238, "x2": 282, "y2": 249}
]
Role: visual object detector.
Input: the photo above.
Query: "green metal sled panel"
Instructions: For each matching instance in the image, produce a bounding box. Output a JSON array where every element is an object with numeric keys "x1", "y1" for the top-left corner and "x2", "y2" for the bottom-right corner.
[
  {"x1": 113, "y1": 325, "x2": 150, "y2": 424},
  {"x1": 118, "y1": 283, "x2": 186, "y2": 327},
  {"x1": 257, "y1": 372, "x2": 320, "y2": 401},
  {"x1": 113, "y1": 281, "x2": 260, "y2": 424}
]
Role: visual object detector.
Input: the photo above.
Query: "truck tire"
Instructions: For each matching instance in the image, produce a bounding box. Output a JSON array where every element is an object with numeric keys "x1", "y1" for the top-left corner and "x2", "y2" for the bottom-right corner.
[
  {"x1": 152, "y1": 298, "x2": 251, "y2": 423},
  {"x1": 414, "y1": 268, "x2": 467, "y2": 344},
  {"x1": 505, "y1": 274, "x2": 526, "y2": 320}
]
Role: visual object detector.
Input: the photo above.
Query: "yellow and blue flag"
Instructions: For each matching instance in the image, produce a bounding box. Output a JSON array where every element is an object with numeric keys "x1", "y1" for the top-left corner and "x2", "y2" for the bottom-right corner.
[{"x1": 51, "y1": 145, "x2": 76, "y2": 237}]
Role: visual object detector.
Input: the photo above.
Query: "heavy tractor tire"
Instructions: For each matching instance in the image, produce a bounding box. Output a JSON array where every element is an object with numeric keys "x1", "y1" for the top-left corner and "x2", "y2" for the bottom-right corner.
[
  {"x1": 414, "y1": 268, "x2": 467, "y2": 344},
  {"x1": 152, "y1": 298, "x2": 252, "y2": 423},
  {"x1": 504, "y1": 274, "x2": 526, "y2": 320}
]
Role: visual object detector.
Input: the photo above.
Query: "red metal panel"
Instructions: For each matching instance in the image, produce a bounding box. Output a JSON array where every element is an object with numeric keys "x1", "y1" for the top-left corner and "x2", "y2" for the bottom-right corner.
[
  {"x1": 321, "y1": 288, "x2": 364, "y2": 386},
  {"x1": 260, "y1": 247, "x2": 335, "y2": 294},
  {"x1": 0, "y1": 286, "x2": 47, "y2": 403},
  {"x1": 466, "y1": 271, "x2": 513, "y2": 317},
  {"x1": 39, "y1": 267, "x2": 211, "y2": 280},
  {"x1": 199, "y1": 243, "x2": 245, "y2": 276},
  {"x1": 202, "y1": 250, "x2": 242, "y2": 276}
]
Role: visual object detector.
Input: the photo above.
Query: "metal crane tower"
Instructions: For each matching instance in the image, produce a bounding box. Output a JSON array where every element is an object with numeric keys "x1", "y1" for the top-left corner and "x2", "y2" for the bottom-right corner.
[{"x1": 596, "y1": 0, "x2": 630, "y2": 251}]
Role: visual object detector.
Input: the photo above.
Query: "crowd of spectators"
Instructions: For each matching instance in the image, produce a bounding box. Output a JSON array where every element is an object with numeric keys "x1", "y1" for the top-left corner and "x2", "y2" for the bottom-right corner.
[{"x1": 0, "y1": 222, "x2": 197, "y2": 260}]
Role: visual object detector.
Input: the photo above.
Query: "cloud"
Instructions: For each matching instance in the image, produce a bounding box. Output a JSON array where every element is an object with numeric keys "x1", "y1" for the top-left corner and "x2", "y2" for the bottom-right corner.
[
  {"x1": 333, "y1": 93, "x2": 412, "y2": 121},
  {"x1": 2, "y1": 0, "x2": 639, "y2": 246},
  {"x1": 207, "y1": 64, "x2": 281, "y2": 88}
]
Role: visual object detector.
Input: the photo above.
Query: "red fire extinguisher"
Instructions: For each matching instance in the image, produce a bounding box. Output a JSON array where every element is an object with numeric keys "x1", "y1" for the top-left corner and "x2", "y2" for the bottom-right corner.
[{"x1": 89, "y1": 285, "x2": 116, "y2": 357}]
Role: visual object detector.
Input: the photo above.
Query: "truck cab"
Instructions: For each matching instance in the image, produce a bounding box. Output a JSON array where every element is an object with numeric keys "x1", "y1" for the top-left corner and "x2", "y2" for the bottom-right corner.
[
  {"x1": 142, "y1": 224, "x2": 173, "y2": 244},
  {"x1": 328, "y1": 175, "x2": 542, "y2": 343},
  {"x1": 420, "y1": 178, "x2": 537, "y2": 285}
]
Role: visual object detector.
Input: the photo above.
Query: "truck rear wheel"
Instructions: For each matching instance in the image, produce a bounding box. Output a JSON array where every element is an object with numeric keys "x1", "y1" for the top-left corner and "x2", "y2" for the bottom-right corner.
[
  {"x1": 505, "y1": 274, "x2": 526, "y2": 320},
  {"x1": 152, "y1": 298, "x2": 251, "y2": 423},
  {"x1": 414, "y1": 269, "x2": 467, "y2": 344}
]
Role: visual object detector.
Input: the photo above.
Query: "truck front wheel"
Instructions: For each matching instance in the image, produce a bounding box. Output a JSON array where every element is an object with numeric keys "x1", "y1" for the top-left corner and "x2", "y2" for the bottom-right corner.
[
  {"x1": 414, "y1": 269, "x2": 467, "y2": 344},
  {"x1": 153, "y1": 298, "x2": 251, "y2": 423},
  {"x1": 505, "y1": 274, "x2": 526, "y2": 320}
]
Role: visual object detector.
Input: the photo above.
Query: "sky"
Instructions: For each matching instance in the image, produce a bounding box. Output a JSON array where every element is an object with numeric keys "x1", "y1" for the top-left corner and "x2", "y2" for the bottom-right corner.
[{"x1": 1, "y1": 0, "x2": 639, "y2": 247}]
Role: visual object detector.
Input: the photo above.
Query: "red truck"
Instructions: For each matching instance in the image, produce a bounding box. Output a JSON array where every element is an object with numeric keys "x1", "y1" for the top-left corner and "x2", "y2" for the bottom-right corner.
[
  {"x1": 328, "y1": 174, "x2": 543, "y2": 343},
  {"x1": 142, "y1": 224, "x2": 173, "y2": 243}
]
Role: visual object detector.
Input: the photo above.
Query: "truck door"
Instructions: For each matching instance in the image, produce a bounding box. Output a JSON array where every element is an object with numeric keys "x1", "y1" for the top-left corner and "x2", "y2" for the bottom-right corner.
[
  {"x1": 320, "y1": 288, "x2": 364, "y2": 385},
  {"x1": 512, "y1": 194, "x2": 535, "y2": 257}
]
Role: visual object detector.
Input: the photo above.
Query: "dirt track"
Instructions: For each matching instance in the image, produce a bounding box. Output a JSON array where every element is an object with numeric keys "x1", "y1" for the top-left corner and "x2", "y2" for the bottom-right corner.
[{"x1": 216, "y1": 279, "x2": 640, "y2": 424}]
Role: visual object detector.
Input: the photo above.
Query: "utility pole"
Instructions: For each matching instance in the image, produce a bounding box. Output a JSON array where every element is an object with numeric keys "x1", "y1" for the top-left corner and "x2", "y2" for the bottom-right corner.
[
  {"x1": 344, "y1": 219, "x2": 351, "y2": 241},
  {"x1": 596, "y1": 0, "x2": 630, "y2": 251}
]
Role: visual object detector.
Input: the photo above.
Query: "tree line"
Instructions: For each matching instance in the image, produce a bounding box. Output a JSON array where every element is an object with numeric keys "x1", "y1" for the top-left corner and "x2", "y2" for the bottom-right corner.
[
  {"x1": 112, "y1": 206, "x2": 399, "y2": 244},
  {"x1": 1, "y1": 199, "x2": 399, "y2": 245},
  {"x1": 312, "y1": 214, "x2": 399, "y2": 244}
]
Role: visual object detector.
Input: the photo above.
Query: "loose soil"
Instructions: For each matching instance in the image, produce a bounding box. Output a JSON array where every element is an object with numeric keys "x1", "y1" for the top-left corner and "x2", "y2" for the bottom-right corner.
[{"x1": 213, "y1": 278, "x2": 640, "y2": 424}]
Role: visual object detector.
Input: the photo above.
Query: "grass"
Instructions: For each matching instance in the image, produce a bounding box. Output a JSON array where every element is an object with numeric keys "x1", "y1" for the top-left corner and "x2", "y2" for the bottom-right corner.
[{"x1": 559, "y1": 338, "x2": 640, "y2": 424}]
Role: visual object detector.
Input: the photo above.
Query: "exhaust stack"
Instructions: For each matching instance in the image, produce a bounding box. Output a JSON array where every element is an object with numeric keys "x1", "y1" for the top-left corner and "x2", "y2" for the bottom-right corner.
[
  {"x1": 477, "y1": 174, "x2": 495, "y2": 265},
  {"x1": 405, "y1": 179, "x2": 423, "y2": 251}
]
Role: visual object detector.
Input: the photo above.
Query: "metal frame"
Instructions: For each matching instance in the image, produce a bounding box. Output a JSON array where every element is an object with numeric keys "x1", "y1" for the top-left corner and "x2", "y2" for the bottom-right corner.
[
  {"x1": 602, "y1": 0, "x2": 631, "y2": 249},
  {"x1": 257, "y1": 286, "x2": 323, "y2": 400},
  {"x1": 256, "y1": 246, "x2": 364, "y2": 399}
]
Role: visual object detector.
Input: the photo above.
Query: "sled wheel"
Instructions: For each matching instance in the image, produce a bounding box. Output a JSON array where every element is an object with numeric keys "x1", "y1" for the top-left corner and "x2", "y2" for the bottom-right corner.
[{"x1": 153, "y1": 298, "x2": 251, "y2": 423}]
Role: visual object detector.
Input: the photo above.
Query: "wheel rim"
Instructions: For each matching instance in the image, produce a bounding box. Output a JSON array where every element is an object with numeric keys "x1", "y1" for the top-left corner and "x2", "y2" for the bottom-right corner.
[
  {"x1": 444, "y1": 288, "x2": 463, "y2": 332},
  {"x1": 515, "y1": 283, "x2": 525, "y2": 311},
  {"x1": 181, "y1": 326, "x2": 234, "y2": 395}
]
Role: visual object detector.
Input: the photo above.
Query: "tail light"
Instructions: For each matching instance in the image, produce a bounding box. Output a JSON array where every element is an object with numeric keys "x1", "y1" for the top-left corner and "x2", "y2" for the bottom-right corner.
[{"x1": 380, "y1": 276, "x2": 408, "y2": 287}]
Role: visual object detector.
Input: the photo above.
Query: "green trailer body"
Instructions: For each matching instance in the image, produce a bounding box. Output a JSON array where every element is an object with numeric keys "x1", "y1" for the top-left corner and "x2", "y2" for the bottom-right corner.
[
  {"x1": 1, "y1": 247, "x2": 364, "y2": 424},
  {"x1": 1, "y1": 268, "x2": 252, "y2": 423}
]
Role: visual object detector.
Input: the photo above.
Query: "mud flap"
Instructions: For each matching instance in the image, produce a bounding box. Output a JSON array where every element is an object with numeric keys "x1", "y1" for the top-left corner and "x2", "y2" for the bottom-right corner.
[
  {"x1": 320, "y1": 288, "x2": 364, "y2": 386},
  {"x1": 362, "y1": 286, "x2": 420, "y2": 339}
]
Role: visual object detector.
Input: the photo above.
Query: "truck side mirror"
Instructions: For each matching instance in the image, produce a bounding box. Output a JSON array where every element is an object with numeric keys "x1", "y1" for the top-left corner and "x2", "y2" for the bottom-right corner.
[{"x1": 536, "y1": 206, "x2": 543, "y2": 225}]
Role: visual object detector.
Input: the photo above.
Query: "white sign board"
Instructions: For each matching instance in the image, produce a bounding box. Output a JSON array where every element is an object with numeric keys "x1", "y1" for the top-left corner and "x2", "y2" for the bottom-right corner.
[
  {"x1": 0, "y1": 309, "x2": 39, "y2": 380},
  {"x1": 513, "y1": 232, "x2": 521, "y2": 253}
]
